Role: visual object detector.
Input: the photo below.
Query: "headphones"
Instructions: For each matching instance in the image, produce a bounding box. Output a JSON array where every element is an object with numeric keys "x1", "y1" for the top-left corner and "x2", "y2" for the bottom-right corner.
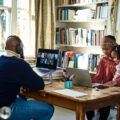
[{"x1": 16, "y1": 44, "x2": 23, "y2": 54}]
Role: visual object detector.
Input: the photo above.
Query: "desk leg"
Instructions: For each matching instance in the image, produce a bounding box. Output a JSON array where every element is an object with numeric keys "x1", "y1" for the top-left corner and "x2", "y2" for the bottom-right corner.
[
  {"x1": 76, "y1": 104, "x2": 85, "y2": 120},
  {"x1": 118, "y1": 104, "x2": 120, "y2": 120}
]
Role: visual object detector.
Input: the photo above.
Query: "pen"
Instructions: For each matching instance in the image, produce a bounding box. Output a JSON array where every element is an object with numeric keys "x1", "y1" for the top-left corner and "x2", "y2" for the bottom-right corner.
[
  {"x1": 65, "y1": 72, "x2": 70, "y2": 80},
  {"x1": 63, "y1": 72, "x2": 66, "y2": 76},
  {"x1": 67, "y1": 73, "x2": 70, "y2": 78},
  {"x1": 70, "y1": 74, "x2": 75, "y2": 81},
  {"x1": 62, "y1": 75, "x2": 66, "y2": 81},
  {"x1": 63, "y1": 72, "x2": 68, "y2": 79}
]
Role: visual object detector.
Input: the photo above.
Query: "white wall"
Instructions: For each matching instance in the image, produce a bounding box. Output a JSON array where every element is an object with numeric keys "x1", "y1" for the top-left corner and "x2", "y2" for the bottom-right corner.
[
  {"x1": 107, "y1": 0, "x2": 120, "y2": 36},
  {"x1": 107, "y1": 0, "x2": 112, "y2": 35},
  {"x1": 116, "y1": 0, "x2": 120, "y2": 32}
]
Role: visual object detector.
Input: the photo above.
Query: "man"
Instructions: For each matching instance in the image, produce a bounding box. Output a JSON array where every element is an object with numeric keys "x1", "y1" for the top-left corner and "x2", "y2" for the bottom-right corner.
[{"x1": 0, "y1": 35, "x2": 54, "y2": 120}]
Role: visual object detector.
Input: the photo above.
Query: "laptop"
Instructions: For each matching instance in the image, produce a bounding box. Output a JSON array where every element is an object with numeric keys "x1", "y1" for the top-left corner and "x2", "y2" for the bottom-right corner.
[
  {"x1": 33, "y1": 49, "x2": 59, "y2": 77},
  {"x1": 66, "y1": 68, "x2": 102, "y2": 88}
]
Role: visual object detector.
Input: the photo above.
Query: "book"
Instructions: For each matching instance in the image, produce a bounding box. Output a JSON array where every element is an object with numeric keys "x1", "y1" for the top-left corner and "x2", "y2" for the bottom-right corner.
[
  {"x1": 67, "y1": 51, "x2": 76, "y2": 68},
  {"x1": 68, "y1": 9, "x2": 75, "y2": 20},
  {"x1": 75, "y1": 54, "x2": 83, "y2": 68},
  {"x1": 77, "y1": 54, "x2": 88, "y2": 69}
]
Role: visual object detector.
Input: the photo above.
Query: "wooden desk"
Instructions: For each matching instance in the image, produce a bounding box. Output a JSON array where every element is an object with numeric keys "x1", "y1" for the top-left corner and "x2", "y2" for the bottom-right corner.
[{"x1": 23, "y1": 81, "x2": 120, "y2": 120}]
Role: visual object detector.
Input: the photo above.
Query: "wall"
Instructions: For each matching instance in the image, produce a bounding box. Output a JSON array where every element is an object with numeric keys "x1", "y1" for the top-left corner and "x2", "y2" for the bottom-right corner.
[
  {"x1": 117, "y1": 0, "x2": 120, "y2": 44},
  {"x1": 107, "y1": 0, "x2": 120, "y2": 39}
]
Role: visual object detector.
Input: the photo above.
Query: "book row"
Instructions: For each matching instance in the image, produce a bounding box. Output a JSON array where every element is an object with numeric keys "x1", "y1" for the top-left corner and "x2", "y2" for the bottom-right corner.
[
  {"x1": 57, "y1": 51, "x2": 103, "y2": 72},
  {"x1": 56, "y1": 28, "x2": 104, "y2": 46},
  {"x1": 56, "y1": 0, "x2": 107, "y2": 5},
  {"x1": 56, "y1": 4, "x2": 108, "y2": 21}
]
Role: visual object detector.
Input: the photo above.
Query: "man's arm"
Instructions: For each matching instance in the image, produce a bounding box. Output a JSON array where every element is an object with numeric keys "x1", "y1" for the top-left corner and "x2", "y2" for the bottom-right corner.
[{"x1": 13, "y1": 59, "x2": 45, "y2": 90}]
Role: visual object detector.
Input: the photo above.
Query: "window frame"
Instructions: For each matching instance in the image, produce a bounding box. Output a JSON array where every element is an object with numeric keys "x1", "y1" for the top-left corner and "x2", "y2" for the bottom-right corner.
[{"x1": 0, "y1": 0, "x2": 35, "y2": 57}]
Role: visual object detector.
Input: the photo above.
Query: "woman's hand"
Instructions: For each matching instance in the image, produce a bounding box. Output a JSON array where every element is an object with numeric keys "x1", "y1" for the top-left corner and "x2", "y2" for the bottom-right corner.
[{"x1": 103, "y1": 81, "x2": 117, "y2": 87}]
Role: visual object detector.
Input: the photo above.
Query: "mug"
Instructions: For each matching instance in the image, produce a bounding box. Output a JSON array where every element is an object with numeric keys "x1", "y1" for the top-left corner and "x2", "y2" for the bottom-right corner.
[{"x1": 64, "y1": 81, "x2": 72, "y2": 88}]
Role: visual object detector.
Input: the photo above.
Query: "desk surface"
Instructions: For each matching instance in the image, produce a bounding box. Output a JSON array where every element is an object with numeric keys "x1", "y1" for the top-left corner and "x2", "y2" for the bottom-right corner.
[
  {"x1": 23, "y1": 80, "x2": 120, "y2": 120},
  {"x1": 23, "y1": 80, "x2": 120, "y2": 112}
]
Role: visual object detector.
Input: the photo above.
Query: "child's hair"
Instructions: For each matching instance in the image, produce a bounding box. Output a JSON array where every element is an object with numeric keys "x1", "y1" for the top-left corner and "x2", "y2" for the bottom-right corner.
[{"x1": 112, "y1": 45, "x2": 120, "y2": 59}]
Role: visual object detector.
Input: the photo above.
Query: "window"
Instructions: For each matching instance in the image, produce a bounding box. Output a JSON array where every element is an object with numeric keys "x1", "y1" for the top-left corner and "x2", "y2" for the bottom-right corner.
[
  {"x1": 0, "y1": 0, "x2": 35, "y2": 57},
  {"x1": 17, "y1": 0, "x2": 35, "y2": 57},
  {"x1": 0, "y1": 0, "x2": 11, "y2": 52}
]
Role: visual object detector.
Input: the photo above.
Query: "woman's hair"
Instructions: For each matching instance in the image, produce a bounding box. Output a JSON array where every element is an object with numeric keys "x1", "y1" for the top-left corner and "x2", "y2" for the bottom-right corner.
[
  {"x1": 112, "y1": 45, "x2": 120, "y2": 59},
  {"x1": 104, "y1": 35, "x2": 116, "y2": 42},
  {"x1": 102, "y1": 35, "x2": 117, "y2": 46}
]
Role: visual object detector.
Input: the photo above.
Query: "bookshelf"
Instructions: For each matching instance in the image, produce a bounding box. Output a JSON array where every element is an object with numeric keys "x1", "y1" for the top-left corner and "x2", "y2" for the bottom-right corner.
[
  {"x1": 56, "y1": 45, "x2": 103, "y2": 54},
  {"x1": 55, "y1": 0, "x2": 109, "y2": 73},
  {"x1": 56, "y1": 20, "x2": 107, "y2": 28},
  {"x1": 56, "y1": 1, "x2": 108, "y2": 8}
]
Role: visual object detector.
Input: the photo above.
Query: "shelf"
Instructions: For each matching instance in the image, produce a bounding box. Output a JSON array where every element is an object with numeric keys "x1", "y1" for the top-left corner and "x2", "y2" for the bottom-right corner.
[
  {"x1": 57, "y1": 19, "x2": 107, "y2": 24},
  {"x1": 56, "y1": 19, "x2": 107, "y2": 28},
  {"x1": 56, "y1": 44, "x2": 103, "y2": 54},
  {"x1": 0, "y1": 6, "x2": 11, "y2": 10},
  {"x1": 56, "y1": 1, "x2": 108, "y2": 8},
  {"x1": 56, "y1": 44, "x2": 101, "y2": 47}
]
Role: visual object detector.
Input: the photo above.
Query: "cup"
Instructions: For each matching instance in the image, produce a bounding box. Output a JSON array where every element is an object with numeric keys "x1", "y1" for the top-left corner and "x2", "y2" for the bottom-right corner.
[
  {"x1": 64, "y1": 81, "x2": 72, "y2": 88},
  {"x1": 64, "y1": 81, "x2": 70, "y2": 88},
  {"x1": 69, "y1": 81, "x2": 72, "y2": 88}
]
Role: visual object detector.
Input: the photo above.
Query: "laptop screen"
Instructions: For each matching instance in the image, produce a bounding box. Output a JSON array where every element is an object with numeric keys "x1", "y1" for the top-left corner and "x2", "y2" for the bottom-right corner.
[{"x1": 36, "y1": 49, "x2": 59, "y2": 70}]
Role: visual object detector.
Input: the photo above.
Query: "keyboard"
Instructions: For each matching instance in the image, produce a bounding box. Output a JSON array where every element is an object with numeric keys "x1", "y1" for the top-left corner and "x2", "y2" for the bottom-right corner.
[{"x1": 37, "y1": 68, "x2": 50, "y2": 73}]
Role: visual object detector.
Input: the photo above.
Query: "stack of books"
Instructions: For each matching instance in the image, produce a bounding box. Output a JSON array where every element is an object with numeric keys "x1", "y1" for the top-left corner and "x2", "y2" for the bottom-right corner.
[
  {"x1": 96, "y1": 4, "x2": 108, "y2": 19},
  {"x1": 43, "y1": 69, "x2": 64, "y2": 80}
]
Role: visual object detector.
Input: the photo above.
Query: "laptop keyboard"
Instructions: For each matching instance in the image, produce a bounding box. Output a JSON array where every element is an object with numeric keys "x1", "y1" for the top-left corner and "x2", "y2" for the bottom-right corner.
[{"x1": 37, "y1": 68, "x2": 50, "y2": 73}]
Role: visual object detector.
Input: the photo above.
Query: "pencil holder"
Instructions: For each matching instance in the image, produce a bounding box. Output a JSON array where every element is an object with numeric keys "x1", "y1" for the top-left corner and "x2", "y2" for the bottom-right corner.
[
  {"x1": 64, "y1": 81, "x2": 72, "y2": 88},
  {"x1": 64, "y1": 81, "x2": 70, "y2": 88},
  {"x1": 69, "y1": 81, "x2": 72, "y2": 88}
]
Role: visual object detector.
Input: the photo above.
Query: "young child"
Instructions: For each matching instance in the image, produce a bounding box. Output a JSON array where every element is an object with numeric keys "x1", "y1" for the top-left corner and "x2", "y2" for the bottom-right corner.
[
  {"x1": 104, "y1": 45, "x2": 120, "y2": 87},
  {"x1": 86, "y1": 35, "x2": 117, "y2": 120}
]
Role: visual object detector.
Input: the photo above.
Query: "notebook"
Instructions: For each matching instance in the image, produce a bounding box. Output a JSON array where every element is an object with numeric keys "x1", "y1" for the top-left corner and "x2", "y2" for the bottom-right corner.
[
  {"x1": 33, "y1": 49, "x2": 59, "y2": 77},
  {"x1": 66, "y1": 68, "x2": 102, "y2": 88}
]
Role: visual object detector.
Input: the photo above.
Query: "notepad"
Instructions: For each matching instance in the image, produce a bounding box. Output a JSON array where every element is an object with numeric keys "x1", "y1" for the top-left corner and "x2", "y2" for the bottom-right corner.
[{"x1": 52, "y1": 89, "x2": 88, "y2": 98}]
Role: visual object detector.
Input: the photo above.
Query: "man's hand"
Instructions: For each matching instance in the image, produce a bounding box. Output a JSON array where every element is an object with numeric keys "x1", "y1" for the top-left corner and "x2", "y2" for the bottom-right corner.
[
  {"x1": 20, "y1": 86, "x2": 32, "y2": 94},
  {"x1": 103, "y1": 81, "x2": 117, "y2": 87}
]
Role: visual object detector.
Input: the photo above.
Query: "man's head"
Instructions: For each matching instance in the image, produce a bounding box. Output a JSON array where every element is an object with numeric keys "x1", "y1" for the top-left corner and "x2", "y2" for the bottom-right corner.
[
  {"x1": 5, "y1": 35, "x2": 23, "y2": 54},
  {"x1": 101, "y1": 35, "x2": 117, "y2": 57}
]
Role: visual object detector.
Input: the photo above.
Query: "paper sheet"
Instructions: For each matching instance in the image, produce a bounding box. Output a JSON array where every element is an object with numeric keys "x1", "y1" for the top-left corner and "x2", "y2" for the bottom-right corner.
[{"x1": 52, "y1": 89, "x2": 88, "y2": 98}]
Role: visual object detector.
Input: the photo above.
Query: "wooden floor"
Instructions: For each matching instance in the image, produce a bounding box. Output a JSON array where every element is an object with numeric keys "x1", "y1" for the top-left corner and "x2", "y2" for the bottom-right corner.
[{"x1": 51, "y1": 106, "x2": 117, "y2": 120}]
